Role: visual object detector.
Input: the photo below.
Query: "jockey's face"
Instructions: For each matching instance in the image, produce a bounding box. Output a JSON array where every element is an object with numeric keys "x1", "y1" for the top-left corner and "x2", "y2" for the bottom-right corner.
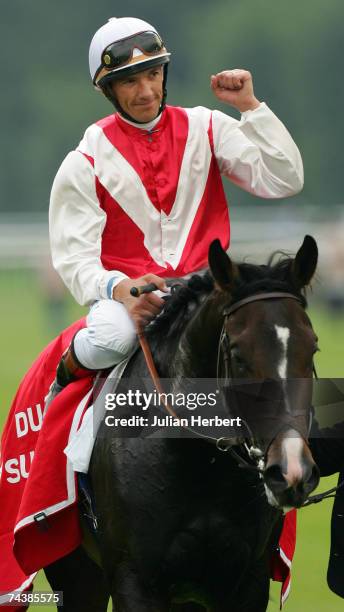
[{"x1": 111, "y1": 66, "x2": 164, "y2": 122}]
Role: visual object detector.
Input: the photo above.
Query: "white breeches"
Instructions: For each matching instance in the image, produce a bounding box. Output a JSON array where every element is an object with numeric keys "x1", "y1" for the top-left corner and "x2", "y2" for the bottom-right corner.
[{"x1": 73, "y1": 300, "x2": 138, "y2": 369}]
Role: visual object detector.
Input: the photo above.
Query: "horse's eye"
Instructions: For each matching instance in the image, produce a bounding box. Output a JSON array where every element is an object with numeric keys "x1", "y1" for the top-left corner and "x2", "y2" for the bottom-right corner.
[
  {"x1": 230, "y1": 347, "x2": 240, "y2": 360},
  {"x1": 231, "y1": 350, "x2": 249, "y2": 374},
  {"x1": 236, "y1": 364, "x2": 247, "y2": 375}
]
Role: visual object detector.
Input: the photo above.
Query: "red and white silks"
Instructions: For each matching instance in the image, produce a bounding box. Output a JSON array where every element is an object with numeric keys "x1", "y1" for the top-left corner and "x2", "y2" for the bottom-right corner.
[{"x1": 78, "y1": 106, "x2": 230, "y2": 279}]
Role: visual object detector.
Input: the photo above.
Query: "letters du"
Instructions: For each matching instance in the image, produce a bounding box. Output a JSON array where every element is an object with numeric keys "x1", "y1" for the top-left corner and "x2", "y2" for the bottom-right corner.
[{"x1": 15, "y1": 404, "x2": 44, "y2": 438}]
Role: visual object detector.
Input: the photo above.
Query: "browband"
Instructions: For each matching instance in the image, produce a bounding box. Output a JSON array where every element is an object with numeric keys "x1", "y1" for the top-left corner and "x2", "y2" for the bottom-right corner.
[{"x1": 223, "y1": 292, "x2": 301, "y2": 317}]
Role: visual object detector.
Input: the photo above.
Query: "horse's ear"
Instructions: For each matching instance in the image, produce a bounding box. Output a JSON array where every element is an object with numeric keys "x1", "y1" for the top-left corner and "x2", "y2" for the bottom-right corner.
[
  {"x1": 291, "y1": 235, "x2": 318, "y2": 288},
  {"x1": 208, "y1": 239, "x2": 239, "y2": 292}
]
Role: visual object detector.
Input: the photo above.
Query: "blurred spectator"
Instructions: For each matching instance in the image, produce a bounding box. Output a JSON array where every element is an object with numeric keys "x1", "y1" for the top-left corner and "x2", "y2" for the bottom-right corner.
[
  {"x1": 322, "y1": 223, "x2": 344, "y2": 316},
  {"x1": 38, "y1": 259, "x2": 69, "y2": 336}
]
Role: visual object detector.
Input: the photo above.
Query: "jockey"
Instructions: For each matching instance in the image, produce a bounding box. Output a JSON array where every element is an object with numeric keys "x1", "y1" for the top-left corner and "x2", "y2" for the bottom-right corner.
[{"x1": 47, "y1": 16, "x2": 304, "y2": 402}]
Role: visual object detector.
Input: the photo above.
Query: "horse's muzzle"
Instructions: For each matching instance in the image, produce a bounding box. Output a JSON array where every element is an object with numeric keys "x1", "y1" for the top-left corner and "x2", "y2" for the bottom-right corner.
[
  {"x1": 264, "y1": 462, "x2": 320, "y2": 509},
  {"x1": 263, "y1": 430, "x2": 320, "y2": 508}
]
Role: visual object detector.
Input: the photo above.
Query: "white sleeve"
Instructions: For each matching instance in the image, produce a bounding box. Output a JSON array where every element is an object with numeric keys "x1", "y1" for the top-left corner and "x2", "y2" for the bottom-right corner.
[
  {"x1": 212, "y1": 102, "x2": 304, "y2": 198},
  {"x1": 49, "y1": 151, "x2": 128, "y2": 306}
]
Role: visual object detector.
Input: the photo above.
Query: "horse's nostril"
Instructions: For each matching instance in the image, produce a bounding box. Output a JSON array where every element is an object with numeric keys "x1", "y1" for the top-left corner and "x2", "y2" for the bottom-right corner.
[{"x1": 264, "y1": 464, "x2": 288, "y2": 492}]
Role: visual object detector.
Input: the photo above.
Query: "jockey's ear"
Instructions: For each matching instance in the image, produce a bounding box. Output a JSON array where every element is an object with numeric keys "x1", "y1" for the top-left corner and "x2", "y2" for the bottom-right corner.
[
  {"x1": 208, "y1": 239, "x2": 239, "y2": 292},
  {"x1": 290, "y1": 235, "x2": 318, "y2": 289}
]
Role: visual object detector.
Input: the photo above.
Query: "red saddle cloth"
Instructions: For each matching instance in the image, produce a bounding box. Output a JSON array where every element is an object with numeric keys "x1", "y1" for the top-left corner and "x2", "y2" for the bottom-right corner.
[
  {"x1": 0, "y1": 319, "x2": 94, "y2": 607},
  {"x1": 0, "y1": 319, "x2": 296, "y2": 609}
]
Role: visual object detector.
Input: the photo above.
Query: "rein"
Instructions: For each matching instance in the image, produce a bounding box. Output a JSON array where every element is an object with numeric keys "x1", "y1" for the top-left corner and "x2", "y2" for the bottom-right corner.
[
  {"x1": 137, "y1": 331, "x2": 238, "y2": 450},
  {"x1": 302, "y1": 479, "x2": 344, "y2": 506}
]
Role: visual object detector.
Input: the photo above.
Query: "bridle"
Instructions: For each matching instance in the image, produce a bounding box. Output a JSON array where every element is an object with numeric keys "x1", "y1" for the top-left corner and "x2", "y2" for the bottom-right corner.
[
  {"x1": 138, "y1": 287, "x2": 341, "y2": 507},
  {"x1": 215, "y1": 291, "x2": 312, "y2": 470},
  {"x1": 140, "y1": 290, "x2": 306, "y2": 469}
]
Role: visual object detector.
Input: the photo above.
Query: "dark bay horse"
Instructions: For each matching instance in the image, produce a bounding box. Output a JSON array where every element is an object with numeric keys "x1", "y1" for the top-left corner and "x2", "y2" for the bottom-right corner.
[{"x1": 45, "y1": 236, "x2": 320, "y2": 611}]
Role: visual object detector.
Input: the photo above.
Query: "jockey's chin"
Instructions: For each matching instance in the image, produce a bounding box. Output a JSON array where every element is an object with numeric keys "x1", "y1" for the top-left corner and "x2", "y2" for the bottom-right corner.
[{"x1": 129, "y1": 98, "x2": 161, "y2": 123}]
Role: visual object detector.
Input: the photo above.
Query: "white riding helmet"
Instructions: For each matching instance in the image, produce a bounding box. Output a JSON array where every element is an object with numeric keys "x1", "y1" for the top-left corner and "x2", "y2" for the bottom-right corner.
[{"x1": 89, "y1": 17, "x2": 171, "y2": 90}]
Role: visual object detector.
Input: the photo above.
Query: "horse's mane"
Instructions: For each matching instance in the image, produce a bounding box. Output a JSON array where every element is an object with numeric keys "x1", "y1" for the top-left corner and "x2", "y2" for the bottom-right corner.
[
  {"x1": 147, "y1": 272, "x2": 214, "y2": 343},
  {"x1": 146, "y1": 252, "x2": 307, "y2": 346}
]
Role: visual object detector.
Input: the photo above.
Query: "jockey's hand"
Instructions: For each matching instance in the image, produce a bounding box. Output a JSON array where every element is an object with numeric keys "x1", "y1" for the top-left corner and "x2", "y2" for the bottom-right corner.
[
  {"x1": 210, "y1": 69, "x2": 261, "y2": 113},
  {"x1": 113, "y1": 274, "x2": 168, "y2": 332}
]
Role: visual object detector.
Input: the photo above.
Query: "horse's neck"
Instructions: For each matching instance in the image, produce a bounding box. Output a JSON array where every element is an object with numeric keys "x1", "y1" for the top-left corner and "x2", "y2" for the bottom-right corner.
[{"x1": 173, "y1": 294, "x2": 224, "y2": 379}]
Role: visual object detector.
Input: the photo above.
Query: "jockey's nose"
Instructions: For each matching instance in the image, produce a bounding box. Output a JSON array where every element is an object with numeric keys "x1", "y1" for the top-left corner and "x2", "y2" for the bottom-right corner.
[{"x1": 137, "y1": 77, "x2": 155, "y2": 98}]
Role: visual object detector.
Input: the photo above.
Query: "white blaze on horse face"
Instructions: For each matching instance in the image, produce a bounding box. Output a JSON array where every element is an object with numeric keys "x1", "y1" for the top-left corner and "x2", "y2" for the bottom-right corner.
[
  {"x1": 274, "y1": 325, "x2": 290, "y2": 379},
  {"x1": 282, "y1": 436, "x2": 304, "y2": 486}
]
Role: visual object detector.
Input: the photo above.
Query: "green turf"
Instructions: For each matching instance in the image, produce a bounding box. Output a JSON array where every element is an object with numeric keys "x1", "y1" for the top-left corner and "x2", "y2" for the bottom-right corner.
[{"x1": 1, "y1": 270, "x2": 343, "y2": 611}]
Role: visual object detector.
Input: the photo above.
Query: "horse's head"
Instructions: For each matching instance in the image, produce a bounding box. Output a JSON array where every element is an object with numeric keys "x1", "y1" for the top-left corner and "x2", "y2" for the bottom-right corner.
[{"x1": 209, "y1": 235, "x2": 320, "y2": 509}]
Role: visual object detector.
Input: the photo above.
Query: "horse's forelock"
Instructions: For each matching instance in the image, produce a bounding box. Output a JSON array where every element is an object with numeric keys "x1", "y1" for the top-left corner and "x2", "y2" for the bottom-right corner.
[{"x1": 234, "y1": 257, "x2": 307, "y2": 307}]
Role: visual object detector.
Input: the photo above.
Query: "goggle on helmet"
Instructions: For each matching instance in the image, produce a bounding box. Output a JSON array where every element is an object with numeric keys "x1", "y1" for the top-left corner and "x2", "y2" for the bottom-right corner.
[{"x1": 94, "y1": 30, "x2": 170, "y2": 89}]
